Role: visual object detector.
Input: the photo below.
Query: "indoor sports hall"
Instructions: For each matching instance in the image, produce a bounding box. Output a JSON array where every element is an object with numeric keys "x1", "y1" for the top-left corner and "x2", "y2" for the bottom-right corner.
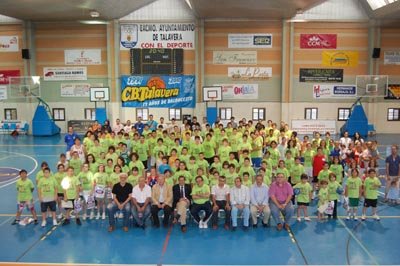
[{"x1": 0, "y1": 0, "x2": 399, "y2": 265}]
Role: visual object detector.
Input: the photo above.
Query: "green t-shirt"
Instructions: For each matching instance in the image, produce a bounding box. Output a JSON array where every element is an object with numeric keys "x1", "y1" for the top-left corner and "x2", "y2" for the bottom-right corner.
[
  {"x1": 174, "y1": 170, "x2": 192, "y2": 184},
  {"x1": 303, "y1": 150, "x2": 315, "y2": 167},
  {"x1": 318, "y1": 170, "x2": 332, "y2": 182},
  {"x1": 318, "y1": 187, "x2": 329, "y2": 206},
  {"x1": 211, "y1": 162, "x2": 222, "y2": 173},
  {"x1": 208, "y1": 175, "x2": 218, "y2": 187},
  {"x1": 196, "y1": 159, "x2": 210, "y2": 172},
  {"x1": 16, "y1": 178, "x2": 34, "y2": 202},
  {"x1": 38, "y1": 177, "x2": 57, "y2": 201},
  {"x1": 63, "y1": 176, "x2": 80, "y2": 200},
  {"x1": 239, "y1": 165, "x2": 256, "y2": 178},
  {"x1": 276, "y1": 167, "x2": 290, "y2": 180},
  {"x1": 69, "y1": 158, "x2": 82, "y2": 175},
  {"x1": 127, "y1": 174, "x2": 139, "y2": 187},
  {"x1": 328, "y1": 181, "x2": 341, "y2": 201},
  {"x1": 285, "y1": 158, "x2": 295, "y2": 171},
  {"x1": 129, "y1": 160, "x2": 145, "y2": 176},
  {"x1": 218, "y1": 146, "x2": 232, "y2": 163},
  {"x1": 36, "y1": 170, "x2": 44, "y2": 184},
  {"x1": 105, "y1": 153, "x2": 118, "y2": 166},
  {"x1": 179, "y1": 154, "x2": 191, "y2": 165},
  {"x1": 329, "y1": 164, "x2": 344, "y2": 183},
  {"x1": 290, "y1": 164, "x2": 305, "y2": 185},
  {"x1": 136, "y1": 142, "x2": 149, "y2": 161},
  {"x1": 191, "y1": 184, "x2": 210, "y2": 204},
  {"x1": 250, "y1": 137, "x2": 263, "y2": 158},
  {"x1": 227, "y1": 159, "x2": 239, "y2": 169},
  {"x1": 229, "y1": 135, "x2": 240, "y2": 152},
  {"x1": 225, "y1": 172, "x2": 237, "y2": 187},
  {"x1": 238, "y1": 141, "x2": 252, "y2": 153},
  {"x1": 268, "y1": 148, "x2": 280, "y2": 168},
  {"x1": 153, "y1": 145, "x2": 167, "y2": 158},
  {"x1": 187, "y1": 162, "x2": 199, "y2": 177},
  {"x1": 88, "y1": 162, "x2": 99, "y2": 174},
  {"x1": 364, "y1": 177, "x2": 381, "y2": 200},
  {"x1": 93, "y1": 172, "x2": 108, "y2": 186},
  {"x1": 294, "y1": 182, "x2": 312, "y2": 203},
  {"x1": 78, "y1": 171, "x2": 94, "y2": 191},
  {"x1": 347, "y1": 177, "x2": 362, "y2": 198},
  {"x1": 107, "y1": 172, "x2": 120, "y2": 186},
  {"x1": 190, "y1": 143, "x2": 204, "y2": 157},
  {"x1": 53, "y1": 172, "x2": 65, "y2": 192},
  {"x1": 243, "y1": 178, "x2": 252, "y2": 187}
]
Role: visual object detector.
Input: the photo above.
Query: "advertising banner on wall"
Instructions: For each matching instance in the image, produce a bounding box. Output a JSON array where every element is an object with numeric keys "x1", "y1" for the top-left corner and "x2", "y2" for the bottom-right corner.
[
  {"x1": 228, "y1": 34, "x2": 272, "y2": 48},
  {"x1": 313, "y1": 84, "x2": 357, "y2": 99},
  {"x1": 213, "y1": 51, "x2": 257, "y2": 65},
  {"x1": 215, "y1": 84, "x2": 259, "y2": 100},
  {"x1": 0, "y1": 36, "x2": 18, "y2": 52},
  {"x1": 300, "y1": 34, "x2": 337, "y2": 49},
  {"x1": 43, "y1": 67, "x2": 87, "y2": 81},
  {"x1": 121, "y1": 75, "x2": 195, "y2": 108},
  {"x1": 0, "y1": 86, "x2": 7, "y2": 100},
  {"x1": 291, "y1": 120, "x2": 336, "y2": 134},
  {"x1": 61, "y1": 83, "x2": 103, "y2": 97},
  {"x1": 385, "y1": 84, "x2": 400, "y2": 99},
  {"x1": 120, "y1": 23, "x2": 195, "y2": 50},
  {"x1": 0, "y1": 70, "x2": 20, "y2": 84},
  {"x1": 322, "y1": 51, "x2": 359, "y2": 67},
  {"x1": 384, "y1": 51, "x2": 400, "y2": 65},
  {"x1": 228, "y1": 67, "x2": 272, "y2": 80},
  {"x1": 64, "y1": 49, "x2": 101, "y2": 65},
  {"x1": 299, "y1": 68, "x2": 343, "y2": 82}
]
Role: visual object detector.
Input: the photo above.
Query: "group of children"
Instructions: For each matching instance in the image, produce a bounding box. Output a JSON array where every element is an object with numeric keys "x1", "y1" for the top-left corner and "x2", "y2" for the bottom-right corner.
[{"x1": 12, "y1": 118, "x2": 397, "y2": 227}]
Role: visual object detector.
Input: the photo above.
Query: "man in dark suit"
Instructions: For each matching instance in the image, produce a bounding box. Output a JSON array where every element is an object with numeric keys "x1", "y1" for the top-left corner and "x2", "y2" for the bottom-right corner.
[{"x1": 173, "y1": 176, "x2": 192, "y2": 232}]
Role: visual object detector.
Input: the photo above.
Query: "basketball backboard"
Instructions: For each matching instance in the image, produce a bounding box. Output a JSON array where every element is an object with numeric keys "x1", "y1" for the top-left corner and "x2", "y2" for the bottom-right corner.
[
  {"x1": 356, "y1": 75, "x2": 388, "y2": 98},
  {"x1": 203, "y1": 86, "x2": 222, "y2": 102},
  {"x1": 8, "y1": 76, "x2": 41, "y2": 98},
  {"x1": 90, "y1": 87, "x2": 110, "y2": 102}
]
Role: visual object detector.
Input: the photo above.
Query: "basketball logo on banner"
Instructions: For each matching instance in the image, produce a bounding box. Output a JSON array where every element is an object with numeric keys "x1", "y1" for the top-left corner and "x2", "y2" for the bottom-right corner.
[{"x1": 121, "y1": 24, "x2": 138, "y2": 49}]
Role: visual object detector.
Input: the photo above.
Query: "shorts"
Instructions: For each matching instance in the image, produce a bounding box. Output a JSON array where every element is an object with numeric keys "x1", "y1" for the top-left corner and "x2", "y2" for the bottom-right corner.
[
  {"x1": 297, "y1": 202, "x2": 309, "y2": 206},
  {"x1": 364, "y1": 198, "x2": 378, "y2": 208},
  {"x1": 17, "y1": 200, "x2": 35, "y2": 211},
  {"x1": 41, "y1": 201, "x2": 57, "y2": 212},
  {"x1": 63, "y1": 199, "x2": 75, "y2": 210},
  {"x1": 304, "y1": 167, "x2": 313, "y2": 178},
  {"x1": 251, "y1": 157, "x2": 262, "y2": 168},
  {"x1": 312, "y1": 176, "x2": 319, "y2": 183},
  {"x1": 349, "y1": 197, "x2": 359, "y2": 207}
]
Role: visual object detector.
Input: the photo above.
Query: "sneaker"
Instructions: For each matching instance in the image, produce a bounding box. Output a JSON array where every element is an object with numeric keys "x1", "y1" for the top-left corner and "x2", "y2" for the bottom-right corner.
[
  {"x1": 304, "y1": 217, "x2": 311, "y2": 222},
  {"x1": 353, "y1": 216, "x2": 358, "y2": 221},
  {"x1": 62, "y1": 219, "x2": 70, "y2": 226},
  {"x1": 82, "y1": 213, "x2": 87, "y2": 221},
  {"x1": 76, "y1": 218, "x2": 82, "y2": 225},
  {"x1": 34, "y1": 219, "x2": 38, "y2": 225},
  {"x1": 297, "y1": 217, "x2": 302, "y2": 222},
  {"x1": 198, "y1": 221, "x2": 203, "y2": 229},
  {"x1": 102, "y1": 212, "x2": 106, "y2": 220},
  {"x1": 89, "y1": 211, "x2": 94, "y2": 220},
  {"x1": 361, "y1": 215, "x2": 366, "y2": 221},
  {"x1": 203, "y1": 221, "x2": 208, "y2": 229},
  {"x1": 277, "y1": 223, "x2": 283, "y2": 231},
  {"x1": 41, "y1": 220, "x2": 47, "y2": 227},
  {"x1": 11, "y1": 219, "x2": 19, "y2": 225},
  {"x1": 346, "y1": 216, "x2": 350, "y2": 221},
  {"x1": 373, "y1": 214, "x2": 380, "y2": 221},
  {"x1": 57, "y1": 213, "x2": 63, "y2": 220},
  {"x1": 108, "y1": 225, "x2": 115, "y2": 232},
  {"x1": 96, "y1": 212, "x2": 100, "y2": 220},
  {"x1": 53, "y1": 219, "x2": 58, "y2": 226}
]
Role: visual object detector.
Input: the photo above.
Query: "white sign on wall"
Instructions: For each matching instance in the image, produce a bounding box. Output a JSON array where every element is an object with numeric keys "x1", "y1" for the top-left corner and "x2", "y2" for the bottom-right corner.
[
  {"x1": 0, "y1": 86, "x2": 7, "y2": 100},
  {"x1": 215, "y1": 84, "x2": 259, "y2": 100},
  {"x1": 228, "y1": 67, "x2": 272, "y2": 80},
  {"x1": 228, "y1": 34, "x2": 272, "y2": 48},
  {"x1": 313, "y1": 84, "x2": 357, "y2": 99},
  {"x1": 213, "y1": 51, "x2": 257, "y2": 65},
  {"x1": 64, "y1": 49, "x2": 101, "y2": 65},
  {"x1": 43, "y1": 67, "x2": 87, "y2": 81},
  {"x1": 0, "y1": 36, "x2": 18, "y2": 52},
  {"x1": 291, "y1": 120, "x2": 336, "y2": 134},
  {"x1": 120, "y1": 23, "x2": 195, "y2": 50},
  {"x1": 384, "y1": 51, "x2": 400, "y2": 65},
  {"x1": 61, "y1": 83, "x2": 103, "y2": 97}
]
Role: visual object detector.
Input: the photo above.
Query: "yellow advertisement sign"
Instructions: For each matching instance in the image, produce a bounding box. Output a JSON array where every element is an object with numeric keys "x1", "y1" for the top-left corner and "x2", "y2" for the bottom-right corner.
[{"x1": 322, "y1": 51, "x2": 359, "y2": 67}]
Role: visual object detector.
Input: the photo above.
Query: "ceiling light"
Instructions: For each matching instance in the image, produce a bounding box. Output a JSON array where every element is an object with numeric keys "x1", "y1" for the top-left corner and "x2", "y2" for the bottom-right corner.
[
  {"x1": 89, "y1": 10, "x2": 100, "y2": 18},
  {"x1": 79, "y1": 20, "x2": 109, "y2": 25}
]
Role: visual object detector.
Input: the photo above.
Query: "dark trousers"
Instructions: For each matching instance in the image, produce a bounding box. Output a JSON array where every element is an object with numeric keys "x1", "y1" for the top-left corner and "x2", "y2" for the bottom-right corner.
[
  {"x1": 328, "y1": 199, "x2": 338, "y2": 219},
  {"x1": 151, "y1": 204, "x2": 172, "y2": 226},
  {"x1": 211, "y1": 200, "x2": 231, "y2": 226},
  {"x1": 190, "y1": 202, "x2": 212, "y2": 223},
  {"x1": 205, "y1": 157, "x2": 214, "y2": 165},
  {"x1": 142, "y1": 160, "x2": 148, "y2": 170}
]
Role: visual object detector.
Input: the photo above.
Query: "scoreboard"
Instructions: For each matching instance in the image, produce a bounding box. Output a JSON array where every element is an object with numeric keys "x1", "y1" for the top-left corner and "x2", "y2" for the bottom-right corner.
[{"x1": 130, "y1": 48, "x2": 184, "y2": 75}]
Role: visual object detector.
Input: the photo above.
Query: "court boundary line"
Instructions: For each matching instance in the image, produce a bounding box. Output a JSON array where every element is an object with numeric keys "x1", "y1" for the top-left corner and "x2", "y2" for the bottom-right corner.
[{"x1": 287, "y1": 227, "x2": 309, "y2": 265}]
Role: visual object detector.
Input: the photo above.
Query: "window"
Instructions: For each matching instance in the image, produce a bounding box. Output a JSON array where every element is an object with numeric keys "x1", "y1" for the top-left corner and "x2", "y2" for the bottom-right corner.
[
  {"x1": 219, "y1": 107, "x2": 232, "y2": 120},
  {"x1": 388, "y1": 108, "x2": 400, "y2": 121},
  {"x1": 338, "y1": 108, "x2": 351, "y2": 121},
  {"x1": 4, "y1": 108, "x2": 17, "y2": 120},
  {"x1": 52, "y1": 108, "x2": 65, "y2": 121},
  {"x1": 136, "y1": 108, "x2": 149, "y2": 121},
  {"x1": 252, "y1": 108, "x2": 266, "y2": 120},
  {"x1": 366, "y1": 0, "x2": 398, "y2": 10},
  {"x1": 84, "y1": 108, "x2": 96, "y2": 120},
  {"x1": 305, "y1": 108, "x2": 318, "y2": 120},
  {"x1": 169, "y1": 108, "x2": 182, "y2": 120}
]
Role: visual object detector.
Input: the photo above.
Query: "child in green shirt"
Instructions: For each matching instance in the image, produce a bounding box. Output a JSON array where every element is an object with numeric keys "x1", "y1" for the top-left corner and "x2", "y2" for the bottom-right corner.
[
  {"x1": 345, "y1": 169, "x2": 363, "y2": 221},
  {"x1": 327, "y1": 173, "x2": 342, "y2": 219},
  {"x1": 38, "y1": 167, "x2": 58, "y2": 227},
  {"x1": 62, "y1": 167, "x2": 81, "y2": 226},
  {"x1": 318, "y1": 180, "x2": 329, "y2": 221},
  {"x1": 293, "y1": 174, "x2": 312, "y2": 222},
  {"x1": 12, "y1": 169, "x2": 38, "y2": 225},
  {"x1": 362, "y1": 169, "x2": 381, "y2": 221}
]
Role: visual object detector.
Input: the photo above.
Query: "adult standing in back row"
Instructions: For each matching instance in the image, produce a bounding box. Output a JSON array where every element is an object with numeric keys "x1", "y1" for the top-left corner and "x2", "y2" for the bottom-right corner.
[{"x1": 385, "y1": 145, "x2": 400, "y2": 202}]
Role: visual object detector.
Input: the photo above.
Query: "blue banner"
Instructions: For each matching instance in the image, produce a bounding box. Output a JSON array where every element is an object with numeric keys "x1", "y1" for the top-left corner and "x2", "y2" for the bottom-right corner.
[{"x1": 121, "y1": 75, "x2": 196, "y2": 108}]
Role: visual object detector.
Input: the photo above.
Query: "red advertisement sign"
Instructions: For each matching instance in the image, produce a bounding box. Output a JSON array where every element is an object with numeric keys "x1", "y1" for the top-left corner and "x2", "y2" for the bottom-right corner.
[
  {"x1": 300, "y1": 34, "x2": 337, "y2": 49},
  {"x1": 0, "y1": 70, "x2": 20, "y2": 84}
]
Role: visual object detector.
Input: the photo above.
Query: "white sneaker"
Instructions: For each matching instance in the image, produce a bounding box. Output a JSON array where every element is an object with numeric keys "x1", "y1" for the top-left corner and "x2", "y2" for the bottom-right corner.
[
  {"x1": 373, "y1": 214, "x2": 380, "y2": 221},
  {"x1": 57, "y1": 213, "x2": 63, "y2": 219},
  {"x1": 361, "y1": 215, "x2": 366, "y2": 221},
  {"x1": 96, "y1": 212, "x2": 100, "y2": 220},
  {"x1": 41, "y1": 220, "x2": 47, "y2": 227},
  {"x1": 346, "y1": 216, "x2": 350, "y2": 220},
  {"x1": 118, "y1": 212, "x2": 124, "y2": 219},
  {"x1": 297, "y1": 217, "x2": 302, "y2": 222},
  {"x1": 53, "y1": 219, "x2": 58, "y2": 226},
  {"x1": 353, "y1": 216, "x2": 358, "y2": 221},
  {"x1": 89, "y1": 211, "x2": 94, "y2": 220},
  {"x1": 203, "y1": 221, "x2": 208, "y2": 229},
  {"x1": 82, "y1": 213, "x2": 87, "y2": 221},
  {"x1": 304, "y1": 217, "x2": 311, "y2": 222},
  {"x1": 102, "y1": 212, "x2": 106, "y2": 220},
  {"x1": 198, "y1": 220, "x2": 203, "y2": 228}
]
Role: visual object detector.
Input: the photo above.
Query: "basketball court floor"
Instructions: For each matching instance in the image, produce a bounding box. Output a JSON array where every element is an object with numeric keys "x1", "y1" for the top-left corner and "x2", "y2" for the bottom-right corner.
[{"x1": 0, "y1": 134, "x2": 398, "y2": 265}]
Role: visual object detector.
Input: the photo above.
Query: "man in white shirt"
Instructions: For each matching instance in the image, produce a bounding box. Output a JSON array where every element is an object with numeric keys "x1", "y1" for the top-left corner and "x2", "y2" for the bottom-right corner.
[
  {"x1": 131, "y1": 177, "x2": 152, "y2": 229},
  {"x1": 250, "y1": 175, "x2": 271, "y2": 228},
  {"x1": 230, "y1": 177, "x2": 250, "y2": 231},
  {"x1": 158, "y1": 117, "x2": 168, "y2": 130},
  {"x1": 211, "y1": 176, "x2": 231, "y2": 230},
  {"x1": 340, "y1": 131, "x2": 352, "y2": 149},
  {"x1": 124, "y1": 120, "x2": 132, "y2": 133},
  {"x1": 113, "y1": 118, "x2": 124, "y2": 134}
]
